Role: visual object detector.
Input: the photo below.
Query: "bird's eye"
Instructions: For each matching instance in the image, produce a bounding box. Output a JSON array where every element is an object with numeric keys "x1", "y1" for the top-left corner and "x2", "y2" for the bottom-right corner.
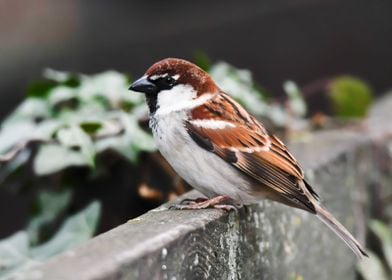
[
  {"x1": 153, "y1": 75, "x2": 176, "y2": 91},
  {"x1": 164, "y1": 76, "x2": 174, "y2": 85}
]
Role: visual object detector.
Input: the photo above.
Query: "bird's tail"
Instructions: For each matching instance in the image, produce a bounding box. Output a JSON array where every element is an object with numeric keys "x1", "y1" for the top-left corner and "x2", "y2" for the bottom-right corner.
[{"x1": 315, "y1": 204, "x2": 368, "y2": 259}]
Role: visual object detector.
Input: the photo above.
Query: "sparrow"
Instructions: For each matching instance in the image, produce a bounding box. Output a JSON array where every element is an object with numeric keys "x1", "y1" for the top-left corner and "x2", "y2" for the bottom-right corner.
[{"x1": 129, "y1": 58, "x2": 368, "y2": 259}]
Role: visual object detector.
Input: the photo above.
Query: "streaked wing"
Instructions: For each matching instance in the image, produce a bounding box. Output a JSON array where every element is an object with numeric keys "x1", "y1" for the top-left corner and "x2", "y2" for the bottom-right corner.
[{"x1": 187, "y1": 93, "x2": 318, "y2": 212}]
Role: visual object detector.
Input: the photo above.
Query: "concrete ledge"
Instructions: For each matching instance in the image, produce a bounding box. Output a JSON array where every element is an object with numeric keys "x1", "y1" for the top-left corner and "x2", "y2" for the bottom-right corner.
[{"x1": 16, "y1": 94, "x2": 392, "y2": 280}]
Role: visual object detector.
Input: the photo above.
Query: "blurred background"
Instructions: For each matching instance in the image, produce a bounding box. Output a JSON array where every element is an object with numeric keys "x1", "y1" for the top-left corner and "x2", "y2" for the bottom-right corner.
[
  {"x1": 0, "y1": 0, "x2": 391, "y2": 278},
  {"x1": 1, "y1": 0, "x2": 392, "y2": 118}
]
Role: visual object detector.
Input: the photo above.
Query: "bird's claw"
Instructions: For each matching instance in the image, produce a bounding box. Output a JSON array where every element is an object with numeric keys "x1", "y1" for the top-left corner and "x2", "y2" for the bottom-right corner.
[
  {"x1": 177, "y1": 197, "x2": 208, "y2": 206},
  {"x1": 169, "y1": 195, "x2": 242, "y2": 212}
]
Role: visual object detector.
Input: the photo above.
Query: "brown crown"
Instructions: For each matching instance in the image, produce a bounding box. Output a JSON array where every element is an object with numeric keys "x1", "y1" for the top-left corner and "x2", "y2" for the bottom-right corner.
[{"x1": 145, "y1": 58, "x2": 219, "y2": 94}]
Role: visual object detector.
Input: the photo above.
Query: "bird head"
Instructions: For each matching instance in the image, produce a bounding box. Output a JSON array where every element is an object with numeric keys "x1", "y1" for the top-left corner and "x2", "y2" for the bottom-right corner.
[{"x1": 129, "y1": 58, "x2": 219, "y2": 113}]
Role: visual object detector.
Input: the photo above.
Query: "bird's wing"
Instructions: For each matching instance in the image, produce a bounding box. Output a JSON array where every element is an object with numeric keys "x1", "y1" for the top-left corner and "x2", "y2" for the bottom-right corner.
[{"x1": 187, "y1": 93, "x2": 318, "y2": 212}]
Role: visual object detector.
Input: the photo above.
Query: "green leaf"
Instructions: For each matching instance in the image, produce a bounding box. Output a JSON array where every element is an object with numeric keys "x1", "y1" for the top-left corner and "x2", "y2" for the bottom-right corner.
[
  {"x1": 0, "y1": 121, "x2": 36, "y2": 154},
  {"x1": 209, "y1": 62, "x2": 267, "y2": 115},
  {"x1": 370, "y1": 220, "x2": 392, "y2": 268},
  {"x1": 209, "y1": 62, "x2": 288, "y2": 127},
  {"x1": 63, "y1": 76, "x2": 80, "y2": 88},
  {"x1": 43, "y1": 69, "x2": 80, "y2": 87},
  {"x1": 34, "y1": 119, "x2": 62, "y2": 139},
  {"x1": 95, "y1": 113, "x2": 156, "y2": 162},
  {"x1": 3, "y1": 98, "x2": 49, "y2": 126},
  {"x1": 33, "y1": 144, "x2": 88, "y2": 175},
  {"x1": 328, "y1": 76, "x2": 373, "y2": 118},
  {"x1": 47, "y1": 86, "x2": 77, "y2": 107},
  {"x1": 0, "y1": 201, "x2": 101, "y2": 279},
  {"x1": 357, "y1": 251, "x2": 389, "y2": 280},
  {"x1": 0, "y1": 231, "x2": 34, "y2": 278},
  {"x1": 28, "y1": 190, "x2": 73, "y2": 245},
  {"x1": 78, "y1": 71, "x2": 143, "y2": 108},
  {"x1": 31, "y1": 201, "x2": 101, "y2": 260},
  {"x1": 56, "y1": 126, "x2": 96, "y2": 167},
  {"x1": 121, "y1": 113, "x2": 155, "y2": 152},
  {"x1": 283, "y1": 80, "x2": 307, "y2": 117},
  {"x1": 91, "y1": 95, "x2": 111, "y2": 108},
  {"x1": 80, "y1": 122, "x2": 103, "y2": 135},
  {"x1": 95, "y1": 135, "x2": 138, "y2": 162},
  {"x1": 193, "y1": 50, "x2": 212, "y2": 71},
  {"x1": 0, "y1": 119, "x2": 60, "y2": 158},
  {"x1": 0, "y1": 149, "x2": 31, "y2": 185},
  {"x1": 43, "y1": 68, "x2": 72, "y2": 83},
  {"x1": 26, "y1": 81, "x2": 58, "y2": 99}
]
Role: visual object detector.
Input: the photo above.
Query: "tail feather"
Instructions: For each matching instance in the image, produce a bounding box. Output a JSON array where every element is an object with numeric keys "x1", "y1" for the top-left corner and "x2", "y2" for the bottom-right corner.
[{"x1": 315, "y1": 205, "x2": 368, "y2": 259}]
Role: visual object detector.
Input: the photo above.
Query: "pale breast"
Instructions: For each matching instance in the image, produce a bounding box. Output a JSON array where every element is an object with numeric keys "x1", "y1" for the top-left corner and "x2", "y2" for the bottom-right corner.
[{"x1": 150, "y1": 112, "x2": 258, "y2": 204}]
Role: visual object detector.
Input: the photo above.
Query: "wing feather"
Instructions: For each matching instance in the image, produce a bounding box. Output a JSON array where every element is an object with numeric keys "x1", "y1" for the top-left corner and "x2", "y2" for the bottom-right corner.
[{"x1": 187, "y1": 94, "x2": 319, "y2": 212}]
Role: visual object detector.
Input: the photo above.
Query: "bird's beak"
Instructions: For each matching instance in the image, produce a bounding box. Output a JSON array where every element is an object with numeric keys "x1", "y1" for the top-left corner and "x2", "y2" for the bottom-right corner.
[{"x1": 129, "y1": 76, "x2": 158, "y2": 95}]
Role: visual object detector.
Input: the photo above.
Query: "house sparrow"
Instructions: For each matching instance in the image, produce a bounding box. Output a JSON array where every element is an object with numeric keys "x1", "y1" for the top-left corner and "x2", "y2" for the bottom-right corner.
[{"x1": 129, "y1": 58, "x2": 367, "y2": 259}]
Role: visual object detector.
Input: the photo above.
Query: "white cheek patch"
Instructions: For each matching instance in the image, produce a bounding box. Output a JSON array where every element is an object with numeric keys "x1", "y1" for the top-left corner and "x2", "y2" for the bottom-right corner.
[
  {"x1": 190, "y1": 119, "x2": 236, "y2": 129},
  {"x1": 155, "y1": 85, "x2": 213, "y2": 116}
]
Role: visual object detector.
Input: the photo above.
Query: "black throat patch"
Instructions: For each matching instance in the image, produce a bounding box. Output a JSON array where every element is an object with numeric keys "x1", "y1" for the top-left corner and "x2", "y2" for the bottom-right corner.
[{"x1": 145, "y1": 94, "x2": 158, "y2": 114}]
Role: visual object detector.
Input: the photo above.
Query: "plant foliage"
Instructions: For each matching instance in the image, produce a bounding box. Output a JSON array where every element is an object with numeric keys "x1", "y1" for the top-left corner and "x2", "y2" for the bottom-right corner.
[{"x1": 0, "y1": 201, "x2": 100, "y2": 279}]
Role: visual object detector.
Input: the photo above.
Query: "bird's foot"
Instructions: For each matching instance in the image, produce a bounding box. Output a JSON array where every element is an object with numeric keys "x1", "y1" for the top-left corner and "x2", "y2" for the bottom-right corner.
[
  {"x1": 170, "y1": 195, "x2": 242, "y2": 212},
  {"x1": 178, "y1": 197, "x2": 209, "y2": 205}
]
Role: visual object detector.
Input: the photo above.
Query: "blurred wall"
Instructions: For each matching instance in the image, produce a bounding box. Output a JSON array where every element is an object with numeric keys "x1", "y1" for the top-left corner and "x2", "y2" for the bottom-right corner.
[{"x1": 0, "y1": 0, "x2": 391, "y2": 119}]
